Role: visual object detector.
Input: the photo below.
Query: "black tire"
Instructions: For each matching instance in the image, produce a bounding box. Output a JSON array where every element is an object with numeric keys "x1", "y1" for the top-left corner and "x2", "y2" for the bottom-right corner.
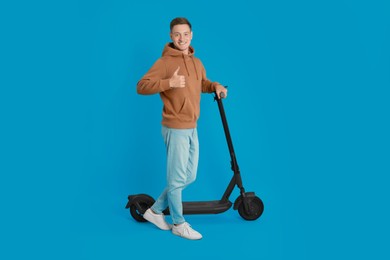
[
  {"x1": 238, "y1": 196, "x2": 264, "y2": 221},
  {"x1": 129, "y1": 196, "x2": 155, "y2": 222}
]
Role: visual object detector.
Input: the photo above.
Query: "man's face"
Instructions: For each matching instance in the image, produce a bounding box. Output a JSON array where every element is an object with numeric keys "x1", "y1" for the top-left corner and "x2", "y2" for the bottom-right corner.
[{"x1": 170, "y1": 24, "x2": 193, "y2": 54}]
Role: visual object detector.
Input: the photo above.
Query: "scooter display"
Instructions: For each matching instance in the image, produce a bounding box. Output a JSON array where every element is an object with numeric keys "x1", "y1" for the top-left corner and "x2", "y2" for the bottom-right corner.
[{"x1": 125, "y1": 91, "x2": 264, "y2": 221}]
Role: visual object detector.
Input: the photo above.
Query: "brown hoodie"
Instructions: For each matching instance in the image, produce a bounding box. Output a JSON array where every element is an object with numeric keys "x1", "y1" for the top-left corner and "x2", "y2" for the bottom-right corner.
[{"x1": 137, "y1": 43, "x2": 220, "y2": 129}]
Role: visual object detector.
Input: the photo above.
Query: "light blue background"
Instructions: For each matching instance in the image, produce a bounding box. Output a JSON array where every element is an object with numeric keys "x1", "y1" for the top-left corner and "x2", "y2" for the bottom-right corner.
[{"x1": 1, "y1": 0, "x2": 389, "y2": 259}]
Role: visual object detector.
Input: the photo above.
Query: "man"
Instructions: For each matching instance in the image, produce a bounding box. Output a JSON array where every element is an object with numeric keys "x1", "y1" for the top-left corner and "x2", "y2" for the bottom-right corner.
[{"x1": 136, "y1": 17, "x2": 227, "y2": 240}]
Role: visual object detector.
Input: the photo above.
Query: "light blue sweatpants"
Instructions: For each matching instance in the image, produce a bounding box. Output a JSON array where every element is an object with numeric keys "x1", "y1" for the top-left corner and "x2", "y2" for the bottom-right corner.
[{"x1": 151, "y1": 126, "x2": 199, "y2": 224}]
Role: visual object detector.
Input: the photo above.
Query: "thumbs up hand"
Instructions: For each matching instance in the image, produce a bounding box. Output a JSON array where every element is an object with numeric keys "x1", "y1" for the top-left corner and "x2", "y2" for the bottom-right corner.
[{"x1": 169, "y1": 67, "x2": 186, "y2": 88}]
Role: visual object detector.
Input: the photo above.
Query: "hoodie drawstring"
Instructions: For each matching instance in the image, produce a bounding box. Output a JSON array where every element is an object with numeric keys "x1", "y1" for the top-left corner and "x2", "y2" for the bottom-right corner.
[
  {"x1": 182, "y1": 54, "x2": 199, "y2": 80},
  {"x1": 191, "y1": 56, "x2": 199, "y2": 80},
  {"x1": 182, "y1": 54, "x2": 190, "y2": 77}
]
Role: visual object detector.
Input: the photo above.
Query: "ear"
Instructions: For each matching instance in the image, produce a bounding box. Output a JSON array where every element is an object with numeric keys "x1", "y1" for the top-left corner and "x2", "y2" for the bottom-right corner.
[
  {"x1": 170, "y1": 32, "x2": 173, "y2": 41},
  {"x1": 190, "y1": 31, "x2": 193, "y2": 40}
]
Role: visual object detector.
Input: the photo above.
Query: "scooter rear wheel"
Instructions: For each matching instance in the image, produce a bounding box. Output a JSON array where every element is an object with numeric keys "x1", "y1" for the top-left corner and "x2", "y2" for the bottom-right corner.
[
  {"x1": 238, "y1": 196, "x2": 264, "y2": 221},
  {"x1": 129, "y1": 196, "x2": 155, "y2": 222}
]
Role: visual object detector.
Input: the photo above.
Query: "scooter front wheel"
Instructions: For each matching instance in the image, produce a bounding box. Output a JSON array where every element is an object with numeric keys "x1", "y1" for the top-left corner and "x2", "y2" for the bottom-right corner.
[{"x1": 238, "y1": 196, "x2": 264, "y2": 221}]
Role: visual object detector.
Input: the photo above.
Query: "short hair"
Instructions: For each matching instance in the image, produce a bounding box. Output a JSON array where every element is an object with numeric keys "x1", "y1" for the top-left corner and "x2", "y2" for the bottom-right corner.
[{"x1": 170, "y1": 17, "x2": 192, "y2": 32}]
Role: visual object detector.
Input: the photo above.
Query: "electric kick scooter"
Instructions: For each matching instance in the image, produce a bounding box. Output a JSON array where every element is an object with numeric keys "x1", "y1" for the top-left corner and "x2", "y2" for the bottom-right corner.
[{"x1": 126, "y1": 91, "x2": 264, "y2": 221}]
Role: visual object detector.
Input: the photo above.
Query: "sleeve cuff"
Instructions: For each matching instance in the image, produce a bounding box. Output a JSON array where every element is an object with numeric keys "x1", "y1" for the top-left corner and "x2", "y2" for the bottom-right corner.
[{"x1": 160, "y1": 79, "x2": 171, "y2": 92}]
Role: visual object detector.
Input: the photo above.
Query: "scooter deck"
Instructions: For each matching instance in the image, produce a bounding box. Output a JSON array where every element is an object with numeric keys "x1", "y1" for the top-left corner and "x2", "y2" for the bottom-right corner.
[{"x1": 163, "y1": 200, "x2": 233, "y2": 215}]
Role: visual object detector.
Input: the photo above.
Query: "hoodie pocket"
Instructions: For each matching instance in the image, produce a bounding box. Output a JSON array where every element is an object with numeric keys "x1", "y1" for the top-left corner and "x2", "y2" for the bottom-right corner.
[{"x1": 178, "y1": 98, "x2": 195, "y2": 122}]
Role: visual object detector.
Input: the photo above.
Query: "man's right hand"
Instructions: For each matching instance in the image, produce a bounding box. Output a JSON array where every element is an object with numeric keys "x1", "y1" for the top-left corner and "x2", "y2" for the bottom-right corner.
[{"x1": 169, "y1": 66, "x2": 186, "y2": 88}]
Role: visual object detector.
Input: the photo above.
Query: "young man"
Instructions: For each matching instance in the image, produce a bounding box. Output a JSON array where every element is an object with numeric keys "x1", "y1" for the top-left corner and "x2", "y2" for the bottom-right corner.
[{"x1": 136, "y1": 17, "x2": 227, "y2": 240}]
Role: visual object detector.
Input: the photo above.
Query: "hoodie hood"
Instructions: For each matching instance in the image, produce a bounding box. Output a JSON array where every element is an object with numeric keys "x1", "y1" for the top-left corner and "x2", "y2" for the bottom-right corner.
[{"x1": 162, "y1": 43, "x2": 199, "y2": 79}]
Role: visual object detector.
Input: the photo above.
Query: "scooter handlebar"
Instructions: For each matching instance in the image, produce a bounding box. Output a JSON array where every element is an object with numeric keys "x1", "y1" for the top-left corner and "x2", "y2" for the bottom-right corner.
[{"x1": 215, "y1": 86, "x2": 228, "y2": 99}]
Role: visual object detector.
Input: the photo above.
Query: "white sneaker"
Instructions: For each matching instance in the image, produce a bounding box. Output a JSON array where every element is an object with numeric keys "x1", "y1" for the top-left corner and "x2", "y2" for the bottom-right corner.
[
  {"x1": 143, "y1": 209, "x2": 172, "y2": 230},
  {"x1": 172, "y1": 222, "x2": 202, "y2": 240}
]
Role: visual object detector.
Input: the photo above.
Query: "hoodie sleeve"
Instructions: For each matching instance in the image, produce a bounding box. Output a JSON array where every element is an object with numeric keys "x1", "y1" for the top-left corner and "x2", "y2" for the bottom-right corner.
[
  {"x1": 137, "y1": 59, "x2": 171, "y2": 95},
  {"x1": 200, "y1": 63, "x2": 220, "y2": 93}
]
